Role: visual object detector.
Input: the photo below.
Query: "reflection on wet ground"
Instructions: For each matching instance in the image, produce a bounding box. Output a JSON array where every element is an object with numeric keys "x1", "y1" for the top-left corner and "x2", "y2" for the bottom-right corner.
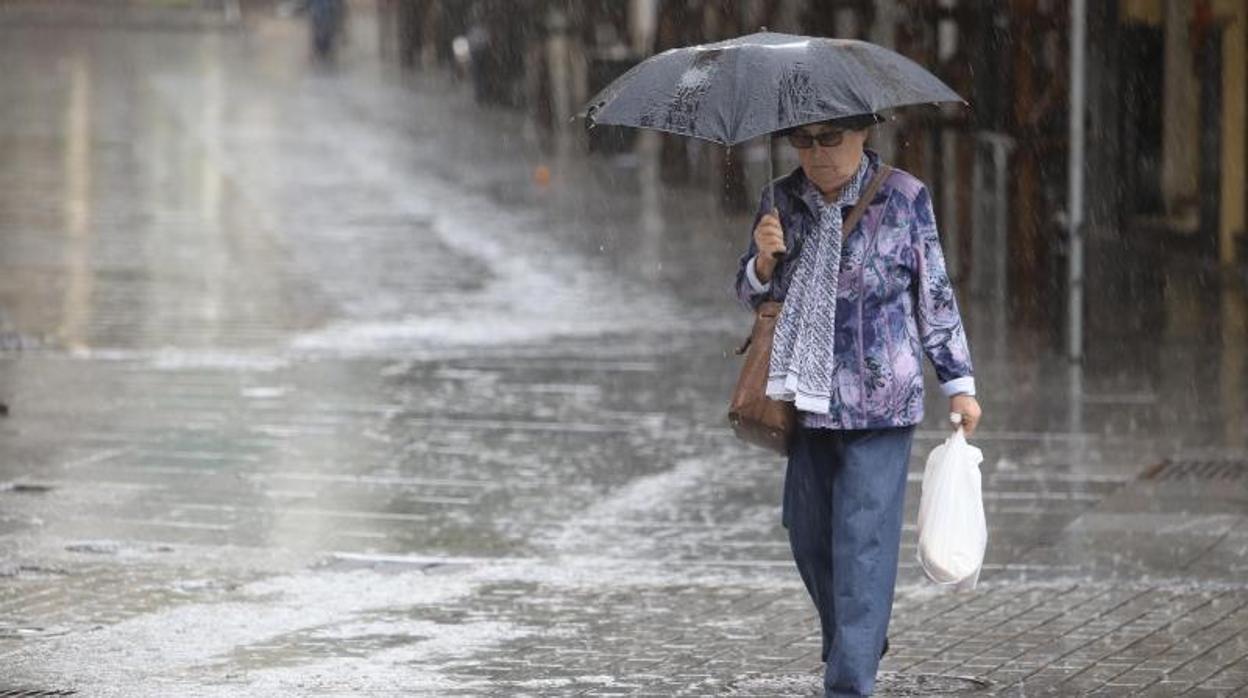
[{"x1": 0, "y1": 7, "x2": 1246, "y2": 696}]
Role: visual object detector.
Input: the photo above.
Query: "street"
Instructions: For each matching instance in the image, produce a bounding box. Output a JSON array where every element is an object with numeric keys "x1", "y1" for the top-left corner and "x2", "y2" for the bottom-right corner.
[{"x1": 1, "y1": 5, "x2": 1246, "y2": 696}]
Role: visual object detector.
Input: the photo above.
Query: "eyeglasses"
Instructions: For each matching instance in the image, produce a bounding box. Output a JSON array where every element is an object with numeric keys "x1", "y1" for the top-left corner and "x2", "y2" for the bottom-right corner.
[{"x1": 787, "y1": 129, "x2": 845, "y2": 149}]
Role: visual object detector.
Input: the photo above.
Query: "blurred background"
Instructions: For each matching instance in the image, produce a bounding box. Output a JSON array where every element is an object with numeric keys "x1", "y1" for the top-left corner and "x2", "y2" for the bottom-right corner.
[
  {"x1": 3, "y1": 0, "x2": 1246, "y2": 371},
  {"x1": 1, "y1": 1, "x2": 1246, "y2": 695},
  {"x1": 374, "y1": 0, "x2": 1248, "y2": 313}
]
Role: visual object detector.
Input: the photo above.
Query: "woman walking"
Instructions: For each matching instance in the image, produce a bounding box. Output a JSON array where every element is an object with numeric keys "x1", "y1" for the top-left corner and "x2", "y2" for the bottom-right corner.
[{"x1": 735, "y1": 115, "x2": 982, "y2": 697}]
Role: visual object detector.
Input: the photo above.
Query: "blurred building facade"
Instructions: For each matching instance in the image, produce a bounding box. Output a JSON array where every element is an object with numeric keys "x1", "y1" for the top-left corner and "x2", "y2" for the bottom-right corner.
[{"x1": 380, "y1": 0, "x2": 1247, "y2": 310}]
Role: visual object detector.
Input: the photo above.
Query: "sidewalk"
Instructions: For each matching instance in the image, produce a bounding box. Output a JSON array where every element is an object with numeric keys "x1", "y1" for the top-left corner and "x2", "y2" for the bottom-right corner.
[{"x1": 1, "y1": 7, "x2": 1246, "y2": 696}]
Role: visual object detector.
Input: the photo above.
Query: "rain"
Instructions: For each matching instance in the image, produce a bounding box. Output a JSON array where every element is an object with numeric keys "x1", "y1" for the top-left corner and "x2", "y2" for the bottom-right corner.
[{"x1": 0, "y1": 0, "x2": 1246, "y2": 696}]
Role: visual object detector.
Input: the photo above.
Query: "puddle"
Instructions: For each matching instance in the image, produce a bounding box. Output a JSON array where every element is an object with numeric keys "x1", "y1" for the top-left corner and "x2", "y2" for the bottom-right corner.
[
  {"x1": 64, "y1": 541, "x2": 175, "y2": 556},
  {"x1": 0, "y1": 565, "x2": 70, "y2": 579},
  {"x1": 0, "y1": 625, "x2": 74, "y2": 639}
]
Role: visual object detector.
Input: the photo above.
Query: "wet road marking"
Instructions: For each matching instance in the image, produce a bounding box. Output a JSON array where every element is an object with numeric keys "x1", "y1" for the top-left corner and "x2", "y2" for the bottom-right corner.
[
  {"x1": 179, "y1": 501, "x2": 471, "y2": 518},
  {"x1": 58, "y1": 449, "x2": 126, "y2": 470},
  {"x1": 399, "y1": 416, "x2": 636, "y2": 434},
  {"x1": 68, "y1": 517, "x2": 232, "y2": 532},
  {"x1": 242, "y1": 471, "x2": 496, "y2": 489}
]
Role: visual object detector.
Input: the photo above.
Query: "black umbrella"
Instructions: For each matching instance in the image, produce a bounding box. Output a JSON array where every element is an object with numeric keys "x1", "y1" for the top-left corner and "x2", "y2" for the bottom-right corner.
[{"x1": 581, "y1": 32, "x2": 965, "y2": 146}]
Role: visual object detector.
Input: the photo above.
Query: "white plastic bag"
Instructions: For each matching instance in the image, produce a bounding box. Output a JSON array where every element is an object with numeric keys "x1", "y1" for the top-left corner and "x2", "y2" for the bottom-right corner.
[{"x1": 916, "y1": 424, "x2": 986, "y2": 590}]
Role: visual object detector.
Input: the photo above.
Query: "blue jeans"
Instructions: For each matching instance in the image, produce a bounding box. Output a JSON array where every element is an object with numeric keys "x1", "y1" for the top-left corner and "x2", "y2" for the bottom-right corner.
[{"x1": 783, "y1": 426, "x2": 915, "y2": 697}]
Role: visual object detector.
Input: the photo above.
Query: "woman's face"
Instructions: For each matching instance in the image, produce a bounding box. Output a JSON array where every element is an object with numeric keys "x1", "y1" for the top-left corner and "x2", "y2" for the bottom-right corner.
[{"x1": 791, "y1": 124, "x2": 869, "y2": 197}]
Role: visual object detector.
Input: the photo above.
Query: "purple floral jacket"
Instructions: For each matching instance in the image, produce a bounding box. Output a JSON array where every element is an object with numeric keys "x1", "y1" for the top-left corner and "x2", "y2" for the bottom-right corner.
[{"x1": 735, "y1": 151, "x2": 975, "y2": 430}]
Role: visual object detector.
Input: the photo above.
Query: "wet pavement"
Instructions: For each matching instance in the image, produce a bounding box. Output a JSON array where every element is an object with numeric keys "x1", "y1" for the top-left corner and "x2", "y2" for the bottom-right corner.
[{"x1": 1, "y1": 6, "x2": 1247, "y2": 697}]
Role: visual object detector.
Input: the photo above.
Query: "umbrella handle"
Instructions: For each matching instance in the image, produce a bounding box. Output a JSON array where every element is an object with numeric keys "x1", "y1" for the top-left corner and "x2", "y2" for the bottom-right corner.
[{"x1": 766, "y1": 139, "x2": 784, "y2": 263}]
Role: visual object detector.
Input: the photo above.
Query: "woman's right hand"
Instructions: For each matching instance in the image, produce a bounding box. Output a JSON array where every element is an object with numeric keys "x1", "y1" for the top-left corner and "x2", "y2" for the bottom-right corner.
[{"x1": 752, "y1": 211, "x2": 786, "y2": 283}]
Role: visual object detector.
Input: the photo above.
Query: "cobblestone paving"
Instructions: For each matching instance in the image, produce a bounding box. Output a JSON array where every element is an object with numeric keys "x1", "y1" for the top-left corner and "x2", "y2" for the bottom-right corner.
[
  {"x1": 4, "y1": 541, "x2": 1248, "y2": 695},
  {"x1": 1, "y1": 6, "x2": 1247, "y2": 697}
]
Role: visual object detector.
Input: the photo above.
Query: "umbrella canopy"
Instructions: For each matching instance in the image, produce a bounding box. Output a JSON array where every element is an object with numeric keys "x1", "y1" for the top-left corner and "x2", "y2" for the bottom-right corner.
[{"x1": 581, "y1": 32, "x2": 965, "y2": 146}]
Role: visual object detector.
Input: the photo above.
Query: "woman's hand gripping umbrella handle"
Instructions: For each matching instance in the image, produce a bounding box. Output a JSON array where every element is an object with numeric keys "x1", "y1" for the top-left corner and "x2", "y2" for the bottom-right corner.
[
  {"x1": 753, "y1": 210, "x2": 787, "y2": 282},
  {"x1": 753, "y1": 142, "x2": 786, "y2": 278},
  {"x1": 764, "y1": 141, "x2": 786, "y2": 263}
]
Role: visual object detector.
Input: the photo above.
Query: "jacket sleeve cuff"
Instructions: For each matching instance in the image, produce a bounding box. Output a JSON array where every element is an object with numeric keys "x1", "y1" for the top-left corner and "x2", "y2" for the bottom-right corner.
[
  {"x1": 940, "y1": 376, "x2": 976, "y2": 397},
  {"x1": 744, "y1": 255, "x2": 772, "y2": 294}
]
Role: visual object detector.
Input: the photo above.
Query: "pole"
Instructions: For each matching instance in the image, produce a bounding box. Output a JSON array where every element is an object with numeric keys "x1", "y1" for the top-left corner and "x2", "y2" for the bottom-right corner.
[
  {"x1": 1067, "y1": 0, "x2": 1086, "y2": 362},
  {"x1": 767, "y1": 135, "x2": 775, "y2": 211}
]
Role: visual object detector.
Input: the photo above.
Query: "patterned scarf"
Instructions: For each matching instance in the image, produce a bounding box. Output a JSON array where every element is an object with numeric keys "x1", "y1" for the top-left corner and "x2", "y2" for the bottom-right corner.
[{"x1": 766, "y1": 156, "x2": 869, "y2": 414}]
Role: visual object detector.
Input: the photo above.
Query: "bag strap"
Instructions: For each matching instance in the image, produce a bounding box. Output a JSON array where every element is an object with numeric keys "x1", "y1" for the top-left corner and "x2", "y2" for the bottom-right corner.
[{"x1": 842, "y1": 164, "x2": 893, "y2": 242}]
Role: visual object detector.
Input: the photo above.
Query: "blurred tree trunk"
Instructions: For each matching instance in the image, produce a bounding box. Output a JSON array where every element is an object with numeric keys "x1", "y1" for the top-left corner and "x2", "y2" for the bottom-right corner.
[
  {"x1": 435, "y1": 0, "x2": 469, "y2": 66},
  {"x1": 397, "y1": 0, "x2": 430, "y2": 69},
  {"x1": 892, "y1": 7, "x2": 929, "y2": 177},
  {"x1": 752, "y1": 0, "x2": 783, "y2": 31},
  {"x1": 1008, "y1": 0, "x2": 1058, "y2": 326},
  {"x1": 708, "y1": 0, "x2": 749, "y2": 213},
  {"x1": 377, "y1": 0, "x2": 396, "y2": 61},
  {"x1": 654, "y1": 0, "x2": 696, "y2": 185}
]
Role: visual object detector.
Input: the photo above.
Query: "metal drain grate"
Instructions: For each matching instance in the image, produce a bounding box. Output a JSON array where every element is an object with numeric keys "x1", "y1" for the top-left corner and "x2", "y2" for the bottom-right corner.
[
  {"x1": 875, "y1": 673, "x2": 992, "y2": 694},
  {"x1": 0, "y1": 689, "x2": 77, "y2": 697},
  {"x1": 1143, "y1": 454, "x2": 1248, "y2": 481}
]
